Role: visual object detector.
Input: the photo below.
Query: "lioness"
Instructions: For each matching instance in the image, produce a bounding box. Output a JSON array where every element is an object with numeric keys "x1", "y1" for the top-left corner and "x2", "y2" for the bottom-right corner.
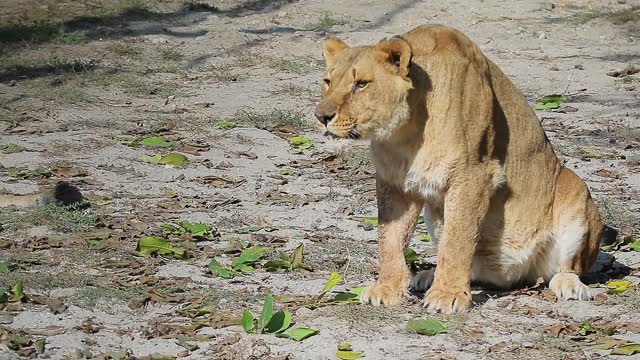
[{"x1": 315, "y1": 25, "x2": 606, "y2": 313}]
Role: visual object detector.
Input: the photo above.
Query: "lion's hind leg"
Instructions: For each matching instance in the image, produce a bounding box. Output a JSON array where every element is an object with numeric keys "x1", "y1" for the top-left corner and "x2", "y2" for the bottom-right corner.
[{"x1": 548, "y1": 168, "x2": 602, "y2": 301}]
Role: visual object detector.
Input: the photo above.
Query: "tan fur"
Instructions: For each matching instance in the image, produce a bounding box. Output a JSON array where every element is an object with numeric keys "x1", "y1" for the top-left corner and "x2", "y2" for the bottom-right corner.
[{"x1": 316, "y1": 25, "x2": 604, "y2": 313}]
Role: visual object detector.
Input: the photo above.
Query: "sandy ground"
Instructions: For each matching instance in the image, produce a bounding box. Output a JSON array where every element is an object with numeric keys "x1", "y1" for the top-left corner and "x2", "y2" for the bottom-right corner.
[{"x1": 0, "y1": 0, "x2": 639, "y2": 359}]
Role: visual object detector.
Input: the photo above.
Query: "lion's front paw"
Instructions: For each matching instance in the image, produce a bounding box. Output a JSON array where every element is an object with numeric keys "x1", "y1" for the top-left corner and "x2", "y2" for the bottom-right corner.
[
  {"x1": 423, "y1": 286, "x2": 471, "y2": 314},
  {"x1": 360, "y1": 283, "x2": 405, "y2": 306},
  {"x1": 549, "y1": 272, "x2": 592, "y2": 301}
]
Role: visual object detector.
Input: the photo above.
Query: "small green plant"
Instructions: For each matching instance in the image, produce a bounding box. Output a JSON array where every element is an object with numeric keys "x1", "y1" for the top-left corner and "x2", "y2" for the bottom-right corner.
[
  {"x1": 263, "y1": 244, "x2": 313, "y2": 272},
  {"x1": 160, "y1": 47, "x2": 184, "y2": 62},
  {"x1": 579, "y1": 322, "x2": 596, "y2": 336},
  {"x1": 8, "y1": 165, "x2": 51, "y2": 179},
  {"x1": 16, "y1": 203, "x2": 96, "y2": 232},
  {"x1": 229, "y1": 109, "x2": 310, "y2": 130},
  {"x1": 107, "y1": 42, "x2": 142, "y2": 57},
  {"x1": 215, "y1": 120, "x2": 237, "y2": 130},
  {"x1": 208, "y1": 246, "x2": 268, "y2": 279},
  {"x1": 241, "y1": 294, "x2": 319, "y2": 341},
  {"x1": 290, "y1": 136, "x2": 313, "y2": 150},
  {"x1": 309, "y1": 15, "x2": 348, "y2": 31},
  {"x1": 534, "y1": 94, "x2": 567, "y2": 110}
]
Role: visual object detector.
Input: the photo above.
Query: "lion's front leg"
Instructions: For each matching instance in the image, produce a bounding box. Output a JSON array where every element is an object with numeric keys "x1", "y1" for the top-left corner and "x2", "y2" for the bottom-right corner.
[
  {"x1": 423, "y1": 178, "x2": 490, "y2": 313},
  {"x1": 360, "y1": 177, "x2": 423, "y2": 306}
]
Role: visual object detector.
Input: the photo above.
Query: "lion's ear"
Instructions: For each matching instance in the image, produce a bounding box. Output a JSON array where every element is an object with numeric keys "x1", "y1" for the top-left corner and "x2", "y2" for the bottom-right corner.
[
  {"x1": 322, "y1": 37, "x2": 348, "y2": 67},
  {"x1": 374, "y1": 37, "x2": 412, "y2": 78}
]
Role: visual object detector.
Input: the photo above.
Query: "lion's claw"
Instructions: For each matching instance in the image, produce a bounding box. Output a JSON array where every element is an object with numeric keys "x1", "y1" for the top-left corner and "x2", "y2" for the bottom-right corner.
[
  {"x1": 423, "y1": 286, "x2": 471, "y2": 314},
  {"x1": 360, "y1": 284, "x2": 405, "y2": 306}
]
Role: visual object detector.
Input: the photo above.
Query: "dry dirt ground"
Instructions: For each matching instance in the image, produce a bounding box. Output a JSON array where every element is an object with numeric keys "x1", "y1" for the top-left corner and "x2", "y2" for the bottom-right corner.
[{"x1": 1, "y1": 0, "x2": 640, "y2": 359}]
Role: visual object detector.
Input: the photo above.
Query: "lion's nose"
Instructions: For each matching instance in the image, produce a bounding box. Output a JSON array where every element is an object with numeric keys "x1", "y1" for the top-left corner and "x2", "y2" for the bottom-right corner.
[{"x1": 314, "y1": 104, "x2": 336, "y2": 125}]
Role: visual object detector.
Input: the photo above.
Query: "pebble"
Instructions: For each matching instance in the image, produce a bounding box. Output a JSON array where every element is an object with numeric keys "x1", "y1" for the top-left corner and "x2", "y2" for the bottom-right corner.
[{"x1": 0, "y1": 313, "x2": 13, "y2": 324}]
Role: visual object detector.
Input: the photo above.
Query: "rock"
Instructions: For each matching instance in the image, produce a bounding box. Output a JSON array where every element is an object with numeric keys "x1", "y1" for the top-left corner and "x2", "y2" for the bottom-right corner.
[{"x1": 151, "y1": 37, "x2": 169, "y2": 44}]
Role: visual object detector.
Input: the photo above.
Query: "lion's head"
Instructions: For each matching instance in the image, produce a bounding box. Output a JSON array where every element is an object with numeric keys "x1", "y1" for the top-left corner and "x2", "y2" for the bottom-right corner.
[{"x1": 314, "y1": 37, "x2": 414, "y2": 140}]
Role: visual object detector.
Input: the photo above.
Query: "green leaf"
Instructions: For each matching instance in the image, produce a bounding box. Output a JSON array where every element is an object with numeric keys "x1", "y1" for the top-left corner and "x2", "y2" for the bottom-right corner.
[
  {"x1": 177, "y1": 303, "x2": 214, "y2": 318},
  {"x1": 417, "y1": 233, "x2": 432, "y2": 242},
  {"x1": 337, "y1": 341, "x2": 363, "y2": 359},
  {"x1": 279, "y1": 327, "x2": 319, "y2": 341},
  {"x1": 607, "y1": 279, "x2": 634, "y2": 294},
  {"x1": 137, "y1": 236, "x2": 186, "y2": 259},
  {"x1": 337, "y1": 350, "x2": 363, "y2": 359},
  {"x1": 99, "y1": 351, "x2": 129, "y2": 360},
  {"x1": 611, "y1": 344, "x2": 640, "y2": 355},
  {"x1": 0, "y1": 289, "x2": 8, "y2": 303},
  {"x1": 589, "y1": 336, "x2": 626, "y2": 350},
  {"x1": 259, "y1": 294, "x2": 274, "y2": 333},
  {"x1": 579, "y1": 321, "x2": 596, "y2": 336},
  {"x1": 208, "y1": 259, "x2": 236, "y2": 279},
  {"x1": 231, "y1": 246, "x2": 268, "y2": 268},
  {"x1": 149, "y1": 354, "x2": 176, "y2": 360},
  {"x1": 630, "y1": 240, "x2": 640, "y2": 252},
  {"x1": 0, "y1": 261, "x2": 13, "y2": 273},
  {"x1": 159, "y1": 152, "x2": 189, "y2": 166},
  {"x1": 216, "y1": 120, "x2": 237, "y2": 130},
  {"x1": 140, "y1": 136, "x2": 172, "y2": 148},
  {"x1": 534, "y1": 94, "x2": 567, "y2": 110},
  {"x1": 161, "y1": 223, "x2": 185, "y2": 235},
  {"x1": 333, "y1": 287, "x2": 365, "y2": 303},
  {"x1": 11, "y1": 281, "x2": 24, "y2": 302},
  {"x1": 292, "y1": 243, "x2": 304, "y2": 269},
  {"x1": 176, "y1": 221, "x2": 218, "y2": 240},
  {"x1": 35, "y1": 338, "x2": 45, "y2": 354},
  {"x1": 140, "y1": 152, "x2": 189, "y2": 167},
  {"x1": 139, "y1": 153, "x2": 163, "y2": 164},
  {"x1": 265, "y1": 309, "x2": 292, "y2": 334},
  {"x1": 404, "y1": 247, "x2": 420, "y2": 266},
  {"x1": 0, "y1": 143, "x2": 23, "y2": 153},
  {"x1": 241, "y1": 310, "x2": 254, "y2": 333},
  {"x1": 318, "y1": 272, "x2": 343, "y2": 299},
  {"x1": 290, "y1": 136, "x2": 313, "y2": 150},
  {"x1": 263, "y1": 260, "x2": 292, "y2": 271},
  {"x1": 416, "y1": 216, "x2": 424, "y2": 224},
  {"x1": 361, "y1": 217, "x2": 378, "y2": 226},
  {"x1": 406, "y1": 319, "x2": 448, "y2": 336}
]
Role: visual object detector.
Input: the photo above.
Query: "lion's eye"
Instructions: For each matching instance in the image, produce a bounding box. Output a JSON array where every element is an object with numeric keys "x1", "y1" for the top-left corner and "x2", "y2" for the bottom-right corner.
[
  {"x1": 353, "y1": 80, "x2": 370, "y2": 92},
  {"x1": 323, "y1": 79, "x2": 331, "y2": 87}
]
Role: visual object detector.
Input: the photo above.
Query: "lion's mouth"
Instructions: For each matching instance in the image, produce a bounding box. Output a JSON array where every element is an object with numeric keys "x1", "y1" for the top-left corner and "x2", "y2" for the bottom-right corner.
[{"x1": 323, "y1": 128, "x2": 361, "y2": 140}]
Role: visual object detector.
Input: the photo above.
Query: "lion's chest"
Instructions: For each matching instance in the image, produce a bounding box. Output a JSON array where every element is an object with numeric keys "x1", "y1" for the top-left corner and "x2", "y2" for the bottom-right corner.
[
  {"x1": 402, "y1": 163, "x2": 447, "y2": 202},
  {"x1": 373, "y1": 149, "x2": 447, "y2": 202}
]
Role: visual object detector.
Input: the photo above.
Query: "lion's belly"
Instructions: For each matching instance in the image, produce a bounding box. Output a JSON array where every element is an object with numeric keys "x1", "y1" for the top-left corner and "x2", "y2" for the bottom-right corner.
[
  {"x1": 470, "y1": 231, "x2": 559, "y2": 288},
  {"x1": 423, "y1": 208, "x2": 560, "y2": 289}
]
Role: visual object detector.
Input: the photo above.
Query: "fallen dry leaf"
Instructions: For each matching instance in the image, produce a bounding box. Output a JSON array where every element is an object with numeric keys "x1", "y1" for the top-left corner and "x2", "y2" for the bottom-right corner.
[{"x1": 607, "y1": 64, "x2": 640, "y2": 77}]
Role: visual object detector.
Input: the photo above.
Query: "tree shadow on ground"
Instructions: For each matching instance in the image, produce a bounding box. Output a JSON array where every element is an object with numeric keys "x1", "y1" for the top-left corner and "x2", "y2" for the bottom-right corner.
[{"x1": 0, "y1": 0, "x2": 300, "y2": 45}]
